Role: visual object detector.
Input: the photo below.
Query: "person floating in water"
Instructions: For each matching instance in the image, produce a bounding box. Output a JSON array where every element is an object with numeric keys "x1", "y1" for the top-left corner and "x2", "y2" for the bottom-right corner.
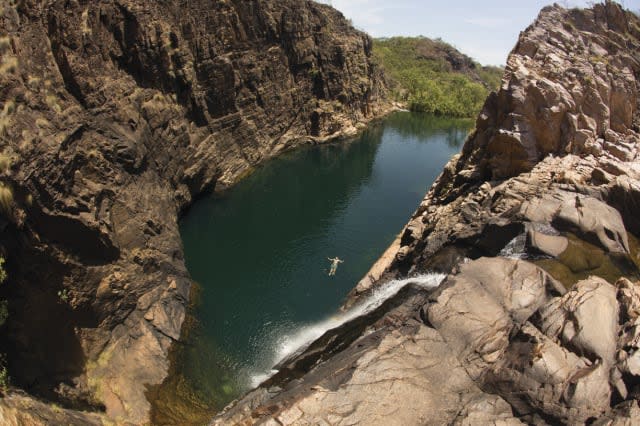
[{"x1": 327, "y1": 257, "x2": 344, "y2": 276}]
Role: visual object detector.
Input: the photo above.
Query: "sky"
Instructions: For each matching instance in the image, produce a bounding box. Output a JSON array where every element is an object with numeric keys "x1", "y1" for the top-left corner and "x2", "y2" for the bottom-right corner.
[{"x1": 316, "y1": 0, "x2": 640, "y2": 66}]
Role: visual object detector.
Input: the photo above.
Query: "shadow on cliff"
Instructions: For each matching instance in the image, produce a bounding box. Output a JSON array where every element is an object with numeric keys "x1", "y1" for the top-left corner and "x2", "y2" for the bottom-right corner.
[{"x1": 0, "y1": 222, "x2": 104, "y2": 412}]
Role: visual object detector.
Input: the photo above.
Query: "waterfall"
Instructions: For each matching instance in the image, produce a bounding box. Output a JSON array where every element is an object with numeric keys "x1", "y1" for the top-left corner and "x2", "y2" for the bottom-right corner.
[{"x1": 247, "y1": 273, "x2": 446, "y2": 388}]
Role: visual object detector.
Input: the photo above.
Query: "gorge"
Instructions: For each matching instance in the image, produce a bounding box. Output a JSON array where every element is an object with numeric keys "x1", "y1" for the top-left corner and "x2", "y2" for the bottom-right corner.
[
  {"x1": 1, "y1": 0, "x2": 640, "y2": 425},
  {"x1": 149, "y1": 112, "x2": 470, "y2": 424}
]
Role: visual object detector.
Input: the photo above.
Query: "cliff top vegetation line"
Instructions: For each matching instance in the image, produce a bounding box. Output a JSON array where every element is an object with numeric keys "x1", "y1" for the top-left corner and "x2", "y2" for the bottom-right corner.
[{"x1": 373, "y1": 36, "x2": 504, "y2": 117}]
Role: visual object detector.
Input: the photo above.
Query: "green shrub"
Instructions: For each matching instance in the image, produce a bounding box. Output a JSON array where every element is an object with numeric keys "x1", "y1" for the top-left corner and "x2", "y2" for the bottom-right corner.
[
  {"x1": 373, "y1": 37, "x2": 503, "y2": 118},
  {"x1": 57, "y1": 288, "x2": 69, "y2": 303}
]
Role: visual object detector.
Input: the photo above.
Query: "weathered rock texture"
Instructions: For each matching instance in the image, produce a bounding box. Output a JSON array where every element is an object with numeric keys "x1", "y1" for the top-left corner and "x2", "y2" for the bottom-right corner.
[
  {"x1": 349, "y1": 0, "x2": 640, "y2": 297},
  {"x1": 0, "y1": 0, "x2": 387, "y2": 423},
  {"x1": 213, "y1": 3, "x2": 640, "y2": 425}
]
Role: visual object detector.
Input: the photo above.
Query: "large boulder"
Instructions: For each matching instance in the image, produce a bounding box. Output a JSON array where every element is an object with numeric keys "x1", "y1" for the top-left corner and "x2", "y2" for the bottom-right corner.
[
  {"x1": 427, "y1": 259, "x2": 622, "y2": 424},
  {"x1": 426, "y1": 258, "x2": 565, "y2": 379},
  {"x1": 212, "y1": 287, "x2": 523, "y2": 426},
  {"x1": 538, "y1": 277, "x2": 618, "y2": 366},
  {"x1": 520, "y1": 190, "x2": 629, "y2": 254}
]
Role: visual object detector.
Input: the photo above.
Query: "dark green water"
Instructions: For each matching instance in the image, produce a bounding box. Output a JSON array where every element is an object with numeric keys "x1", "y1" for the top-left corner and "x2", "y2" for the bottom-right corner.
[{"x1": 175, "y1": 112, "x2": 471, "y2": 415}]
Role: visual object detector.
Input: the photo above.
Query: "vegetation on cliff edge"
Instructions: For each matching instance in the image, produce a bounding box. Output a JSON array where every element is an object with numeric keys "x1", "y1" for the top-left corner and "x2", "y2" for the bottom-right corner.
[{"x1": 373, "y1": 37, "x2": 504, "y2": 117}]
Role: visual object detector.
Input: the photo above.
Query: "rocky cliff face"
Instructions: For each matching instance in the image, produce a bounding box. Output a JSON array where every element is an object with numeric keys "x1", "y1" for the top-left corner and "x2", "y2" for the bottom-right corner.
[
  {"x1": 213, "y1": 3, "x2": 640, "y2": 425},
  {"x1": 0, "y1": 0, "x2": 387, "y2": 423}
]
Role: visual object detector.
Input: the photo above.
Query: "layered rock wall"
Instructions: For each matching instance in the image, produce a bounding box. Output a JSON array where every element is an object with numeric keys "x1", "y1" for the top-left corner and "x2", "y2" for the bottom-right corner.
[{"x1": 0, "y1": 0, "x2": 387, "y2": 423}]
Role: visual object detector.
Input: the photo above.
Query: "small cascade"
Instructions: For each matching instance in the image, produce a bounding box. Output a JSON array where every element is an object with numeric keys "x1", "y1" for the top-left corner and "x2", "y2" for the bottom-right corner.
[
  {"x1": 500, "y1": 233, "x2": 527, "y2": 259},
  {"x1": 248, "y1": 273, "x2": 446, "y2": 388},
  {"x1": 500, "y1": 223, "x2": 562, "y2": 259}
]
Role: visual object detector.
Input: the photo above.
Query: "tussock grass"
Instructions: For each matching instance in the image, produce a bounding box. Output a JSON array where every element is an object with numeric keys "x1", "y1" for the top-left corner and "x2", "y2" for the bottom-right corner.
[
  {"x1": 0, "y1": 183, "x2": 13, "y2": 215},
  {"x1": 0, "y1": 116, "x2": 10, "y2": 136},
  {"x1": 81, "y1": 9, "x2": 92, "y2": 36},
  {"x1": 0, "y1": 36, "x2": 10, "y2": 50},
  {"x1": 0, "y1": 153, "x2": 11, "y2": 173},
  {"x1": 2, "y1": 100, "x2": 15, "y2": 115},
  {"x1": 45, "y1": 92, "x2": 62, "y2": 113},
  {"x1": 0, "y1": 56, "x2": 17, "y2": 74}
]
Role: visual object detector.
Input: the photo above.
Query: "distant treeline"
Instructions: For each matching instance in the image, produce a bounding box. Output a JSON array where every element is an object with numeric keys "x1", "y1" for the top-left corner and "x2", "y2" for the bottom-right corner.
[{"x1": 373, "y1": 37, "x2": 504, "y2": 118}]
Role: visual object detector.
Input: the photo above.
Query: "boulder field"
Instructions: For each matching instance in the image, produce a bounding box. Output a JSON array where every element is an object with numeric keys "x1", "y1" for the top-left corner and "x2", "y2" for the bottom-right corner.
[{"x1": 213, "y1": 3, "x2": 640, "y2": 425}]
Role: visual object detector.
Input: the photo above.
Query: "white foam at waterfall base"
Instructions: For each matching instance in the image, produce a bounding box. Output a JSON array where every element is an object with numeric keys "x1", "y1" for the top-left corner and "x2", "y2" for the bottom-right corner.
[
  {"x1": 500, "y1": 233, "x2": 527, "y2": 259},
  {"x1": 247, "y1": 273, "x2": 446, "y2": 388}
]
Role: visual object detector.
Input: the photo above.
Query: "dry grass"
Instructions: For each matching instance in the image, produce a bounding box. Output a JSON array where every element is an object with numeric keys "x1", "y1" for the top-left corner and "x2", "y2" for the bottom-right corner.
[
  {"x1": 19, "y1": 130, "x2": 34, "y2": 151},
  {"x1": 0, "y1": 56, "x2": 17, "y2": 74},
  {"x1": 2, "y1": 100, "x2": 15, "y2": 115},
  {"x1": 0, "y1": 116, "x2": 10, "y2": 136},
  {"x1": 35, "y1": 117, "x2": 50, "y2": 128},
  {"x1": 0, "y1": 36, "x2": 10, "y2": 51},
  {"x1": 87, "y1": 149, "x2": 102, "y2": 160},
  {"x1": 142, "y1": 92, "x2": 171, "y2": 112},
  {"x1": 0, "y1": 99, "x2": 16, "y2": 136},
  {"x1": 45, "y1": 92, "x2": 62, "y2": 113},
  {"x1": 0, "y1": 153, "x2": 11, "y2": 173},
  {"x1": 81, "y1": 9, "x2": 92, "y2": 36},
  {"x1": 0, "y1": 183, "x2": 13, "y2": 215},
  {"x1": 589, "y1": 55, "x2": 609, "y2": 66},
  {"x1": 36, "y1": 117, "x2": 51, "y2": 137}
]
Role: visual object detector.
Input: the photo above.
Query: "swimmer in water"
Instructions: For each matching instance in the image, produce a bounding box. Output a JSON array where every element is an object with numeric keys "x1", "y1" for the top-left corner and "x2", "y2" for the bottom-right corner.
[{"x1": 327, "y1": 257, "x2": 344, "y2": 276}]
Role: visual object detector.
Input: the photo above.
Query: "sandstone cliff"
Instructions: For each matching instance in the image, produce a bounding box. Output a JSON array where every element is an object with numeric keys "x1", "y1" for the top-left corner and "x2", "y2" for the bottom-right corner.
[
  {"x1": 213, "y1": 3, "x2": 640, "y2": 425},
  {"x1": 0, "y1": 0, "x2": 387, "y2": 423}
]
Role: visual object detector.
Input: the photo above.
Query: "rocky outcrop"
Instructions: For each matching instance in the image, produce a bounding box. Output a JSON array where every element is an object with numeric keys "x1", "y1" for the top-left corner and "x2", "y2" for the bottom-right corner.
[
  {"x1": 212, "y1": 276, "x2": 526, "y2": 426},
  {"x1": 0, "y1": 0, "x2": 387, "y2": 423},
  {"x1": 350, "y1": 0, "x2": 640, "y2": 294},
  {"x1": 214, "y1": 2, "x2": 640, "y2": 425},
  {"x1": 213, "y1": 257, "x2": 640, "y2": 425}
]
